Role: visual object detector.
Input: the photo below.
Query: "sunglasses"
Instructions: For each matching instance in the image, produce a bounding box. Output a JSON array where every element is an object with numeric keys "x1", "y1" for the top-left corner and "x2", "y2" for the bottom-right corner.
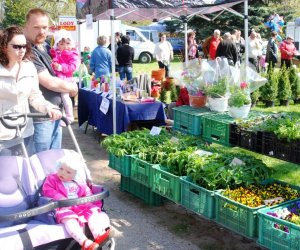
[{"x1": 10, "y1": 44, "x2": 27, "y2": 50}]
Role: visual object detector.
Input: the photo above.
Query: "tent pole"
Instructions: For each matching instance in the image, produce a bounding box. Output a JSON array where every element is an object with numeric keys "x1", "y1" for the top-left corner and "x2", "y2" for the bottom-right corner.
[
  {"x1": 244, "y1": 0, "x2": 249, "y2": 81},
  {"x1": 184, "y1": 20, "x2": 188, "y2": 68},
  {"x1": 110, "y1": 8, "x2": 117, "y2": 134}
]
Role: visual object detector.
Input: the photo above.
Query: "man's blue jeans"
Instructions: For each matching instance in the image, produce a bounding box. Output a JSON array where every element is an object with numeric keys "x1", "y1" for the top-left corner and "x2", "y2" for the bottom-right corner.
[
  {"x1": 119, "y1": 66, "x2": 133, "y2": 81},
  {"x1": 33, "y1": 120, "x2": 62, "y2": 153}
]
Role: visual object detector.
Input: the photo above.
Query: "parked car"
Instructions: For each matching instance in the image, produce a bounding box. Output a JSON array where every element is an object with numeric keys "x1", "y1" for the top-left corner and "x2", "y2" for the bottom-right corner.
[{"x1": 167, "y1": 37, "x2": 184, "y2": 54}]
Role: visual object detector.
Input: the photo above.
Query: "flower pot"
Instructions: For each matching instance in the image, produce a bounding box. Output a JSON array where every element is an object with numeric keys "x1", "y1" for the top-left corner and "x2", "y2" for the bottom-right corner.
[
  {"x1": 279, "y1": 100, "x2": 289, "y2": 106},
  {"x1": 151, "y1": 69, "x2": 165, "y2": 81},
  {"x1": 189, "y1": 95, "x2": 207, "y2": 108},
  {"x1": 228, "y1": 104, "x2": 251, "y2": 119},
  {"x1": 294, "y1": 98, "x2": 300, "y2": 104},
  {"x1": 265, "y1": 100, "x2": 275, "y2": 108},
  {"x1": 208, "y1": 96, "x2": 228, "y2": 112}
]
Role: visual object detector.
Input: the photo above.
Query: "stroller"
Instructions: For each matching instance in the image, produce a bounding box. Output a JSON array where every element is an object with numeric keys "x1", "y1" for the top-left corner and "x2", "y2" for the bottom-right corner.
[{"x1": 0, "y1": 113, "x2": 115, "y2": 250}]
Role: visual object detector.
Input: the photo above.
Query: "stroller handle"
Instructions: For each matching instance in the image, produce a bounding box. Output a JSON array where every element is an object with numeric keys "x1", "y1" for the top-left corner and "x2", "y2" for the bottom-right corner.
[
  {"x1": 0, "y1": 188, "x2": 109, "y2": 222},
  {"x1": 0, "y1": 113, "x2": 69, "y2": 129}
]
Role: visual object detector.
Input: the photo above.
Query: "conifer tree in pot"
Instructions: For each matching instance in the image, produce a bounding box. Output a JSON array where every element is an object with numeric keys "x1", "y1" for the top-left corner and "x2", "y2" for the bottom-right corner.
[
  {"x1": 289, "y1": 67, "x2": 300, "y2": 104},
  {"x1": 277, "y1": 65, "x2": 292, "y2": 106},
  {"x1": 250, "y1": 89, "x2": 260, "y2": 107},
  {"x1": 260, "y1": 64, "x2": 278, "y2": 107}
]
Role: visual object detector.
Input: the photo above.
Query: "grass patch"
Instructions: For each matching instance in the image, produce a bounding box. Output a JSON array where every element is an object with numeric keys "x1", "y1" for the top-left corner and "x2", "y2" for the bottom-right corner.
[{"x1": 133, "y1": 56, "x2": 183, "y2": 77}]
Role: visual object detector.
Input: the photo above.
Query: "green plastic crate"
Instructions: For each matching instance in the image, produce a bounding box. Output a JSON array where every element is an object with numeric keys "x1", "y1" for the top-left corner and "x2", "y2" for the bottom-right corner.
[
  {"x1": 257, "y1": 198, "x2": 300, "y2": 250},
  {"x1": 120, "y1": 175, "x2": 164, "y2": 206},
  {"x1": 202, "y1": 113, "x2": 235, "y2": 146},
  {"x1": 202, "y1": 111, "x2": 265, "y2": 146},
  {"x1": 108, "y1": 153, "x2": 132, "y2": 177},
  {"x1": 173, "y1": 105, "x2": 212, "y2": 136},
  {"x1": 130, "y1": 156, "x2": 157, "y2": 188},
  {"x1": 180, "y1": 176, "x2": 216, "y2": 219},
  {"x1": 215, "y1": 191, "x2": 264, "y2": 239},
  {"x1": 152, "y1": 165, "x2": 181, "y2": 203},
  {"x1": 215, "y1": 179, "x2": 300, "y2": 239}
]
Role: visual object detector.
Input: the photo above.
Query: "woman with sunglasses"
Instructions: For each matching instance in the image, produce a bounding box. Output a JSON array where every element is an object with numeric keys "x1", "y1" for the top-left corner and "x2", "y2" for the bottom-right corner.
[{"x1": 0, "y1": 26, "x2": 62, "y2": 156}]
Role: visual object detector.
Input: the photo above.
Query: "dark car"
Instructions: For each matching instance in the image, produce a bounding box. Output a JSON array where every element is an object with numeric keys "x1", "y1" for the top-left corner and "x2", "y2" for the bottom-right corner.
[{"x1": 167, "y1": 37, "x2": 184, "y2": 54}]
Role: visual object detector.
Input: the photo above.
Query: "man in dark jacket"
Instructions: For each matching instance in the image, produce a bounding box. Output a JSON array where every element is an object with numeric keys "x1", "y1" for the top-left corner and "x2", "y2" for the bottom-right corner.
[
  {"x1": 216, "y1": 32, "x2": 238, "y2": 66},
  {"x1": 266, "y1": 31, "x2": 278, "y2": 70},
  {"x1": 117, "y1": 35, "x2": 134, "y2": 81}
]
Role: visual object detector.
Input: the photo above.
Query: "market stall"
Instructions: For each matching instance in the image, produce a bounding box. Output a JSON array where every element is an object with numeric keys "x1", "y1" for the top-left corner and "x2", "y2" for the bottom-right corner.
[{"x1": 76, "y1": 0, "x2": 246, "y2": 134}]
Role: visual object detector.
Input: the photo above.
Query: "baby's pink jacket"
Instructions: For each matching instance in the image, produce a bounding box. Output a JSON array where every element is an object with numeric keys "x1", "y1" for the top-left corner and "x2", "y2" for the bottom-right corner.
[
  {"x1": 42, "y1": 173, "x2": 92, "y2": 200},
  {"x1": 49, "y1": 48, "x2": 80, "y2": 79}
]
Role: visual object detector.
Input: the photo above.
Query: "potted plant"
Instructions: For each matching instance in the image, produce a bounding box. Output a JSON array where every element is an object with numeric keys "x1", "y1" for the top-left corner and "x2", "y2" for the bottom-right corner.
[
  {"x1": 289, "y1": 66, "x2": 300, "y2": 104},
  {"x1": 260, "y1": 65, "x2": 278, "y2": 107},
  {"x1": 204, "y1": 77, "x2": 228, "y2": 112},
  {"x1": 277, "y1": 65, "x2": 292, "y2": 106},
  {"x1": 181, "y1": 70, "x2": 207, "y2": 108},
  {"x1": 228, "y1": 82, "x2": 251, "y2": 119}
]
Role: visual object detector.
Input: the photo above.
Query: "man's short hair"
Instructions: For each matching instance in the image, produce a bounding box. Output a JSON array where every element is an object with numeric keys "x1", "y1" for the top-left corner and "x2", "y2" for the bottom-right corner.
[
  {"x1": 25, "y1": 8, "x2": 48, "y2": 23},
  {"x1": 223, "y1": 32, "x2": 231, "y2": 40}
]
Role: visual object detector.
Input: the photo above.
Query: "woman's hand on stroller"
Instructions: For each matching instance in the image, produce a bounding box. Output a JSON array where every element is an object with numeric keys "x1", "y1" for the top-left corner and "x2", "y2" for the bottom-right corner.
[{"x1": 47, "y1": 107, "x2": 62, "y2": 121}]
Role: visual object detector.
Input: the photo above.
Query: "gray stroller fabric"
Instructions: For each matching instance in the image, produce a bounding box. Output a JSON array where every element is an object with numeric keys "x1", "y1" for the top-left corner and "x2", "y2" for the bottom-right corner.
[{"x1": 0, "y1": 156, "x2": 36, "y2": 227}]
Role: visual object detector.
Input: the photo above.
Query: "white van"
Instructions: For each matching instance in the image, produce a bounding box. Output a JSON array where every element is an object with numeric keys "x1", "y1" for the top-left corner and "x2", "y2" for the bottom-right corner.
[
  {"x1": 77, "y1": 21, "x2": 156, "y2": 63},
  {"x1": 121, "y1": 24, "x2": 156, "y2": 63}
]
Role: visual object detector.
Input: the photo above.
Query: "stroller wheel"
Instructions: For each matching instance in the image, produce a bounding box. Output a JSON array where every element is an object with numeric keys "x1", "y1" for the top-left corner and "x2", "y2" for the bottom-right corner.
[{"x1": 101, "y1": 238, "x2": 115, "y2": 250}]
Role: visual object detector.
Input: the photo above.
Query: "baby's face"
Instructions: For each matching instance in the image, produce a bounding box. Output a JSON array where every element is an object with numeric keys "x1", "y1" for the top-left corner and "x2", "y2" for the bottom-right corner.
[
  {"x1": 57, "y1": 38, "x2": 74, "y2": 51},
  {"x1": 57, "y1": 164, "x2": 76, "y2": 182}
]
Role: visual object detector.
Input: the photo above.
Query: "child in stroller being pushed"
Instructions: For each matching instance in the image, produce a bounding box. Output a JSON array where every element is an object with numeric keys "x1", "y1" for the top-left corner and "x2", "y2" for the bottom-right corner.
[{"x1": 42, "y1": 151, "x2": 111, "y2": 250}]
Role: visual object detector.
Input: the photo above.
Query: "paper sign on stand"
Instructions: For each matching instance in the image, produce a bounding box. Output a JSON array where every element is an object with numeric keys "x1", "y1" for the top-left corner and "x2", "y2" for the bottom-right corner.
[
  {"x1": 100, "y1": 97, "x2": 110, "y2": 114},
  {"x1": 86, "y1": 14, "x2": 93, "y2": 30},
  {"x1": 150, "y1": 126, "x2": 161, "y2": 136}
]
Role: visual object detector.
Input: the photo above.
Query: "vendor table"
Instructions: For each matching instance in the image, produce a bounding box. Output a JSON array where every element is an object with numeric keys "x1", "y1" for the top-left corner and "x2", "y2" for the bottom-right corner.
[{"x1": 78, "y1": 88, "x2": 166, "y2": 135}]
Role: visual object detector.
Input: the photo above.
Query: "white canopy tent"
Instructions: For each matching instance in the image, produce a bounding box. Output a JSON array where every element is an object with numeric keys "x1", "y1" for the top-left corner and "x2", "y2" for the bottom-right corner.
[{"x1": 76, "y1": 0, "x2": 249, "y2": 134}]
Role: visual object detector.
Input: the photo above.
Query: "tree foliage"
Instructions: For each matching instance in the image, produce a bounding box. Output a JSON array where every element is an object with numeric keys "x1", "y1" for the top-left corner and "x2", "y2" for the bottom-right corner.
[
  {"x1": 1, "y1": 0, "x2": 76, "y2": 28},
  {"x1": 163, "y1": 0, "x2": 299, "y2": 40}
]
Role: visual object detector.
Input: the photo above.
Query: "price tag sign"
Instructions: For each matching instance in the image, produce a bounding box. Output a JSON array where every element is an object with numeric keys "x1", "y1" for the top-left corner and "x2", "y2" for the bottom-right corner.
[
  {"x1": 194, "y1": 149, "x2": 213, "y2": 157},
  {"x1": 170, "y1": 137, "x2": 179, "y2": 144},
  {"x1": 150, "y1": 126, "x2": 161, "y2": 136},
  {"x1": 230, "y1": 157, "x2": 245, "y2": 166},
  {"x1": 99, "y1": 97, "x2": 110, "y2": 114}
]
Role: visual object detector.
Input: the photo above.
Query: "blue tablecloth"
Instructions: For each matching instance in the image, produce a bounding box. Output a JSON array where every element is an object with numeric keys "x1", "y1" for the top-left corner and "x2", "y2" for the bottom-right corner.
[{"x1": 78, "y1": 88, "x2": 166, "y2": 135}]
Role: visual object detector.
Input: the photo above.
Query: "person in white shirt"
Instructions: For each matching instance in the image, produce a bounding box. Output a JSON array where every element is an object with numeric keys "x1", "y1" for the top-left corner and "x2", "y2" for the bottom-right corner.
[
  {"x1": 248, "y1": 30, "x2": 263, "y2": 72},
  {"x1": 154, "y1": 33, "x2": 173, "y2": 77}
]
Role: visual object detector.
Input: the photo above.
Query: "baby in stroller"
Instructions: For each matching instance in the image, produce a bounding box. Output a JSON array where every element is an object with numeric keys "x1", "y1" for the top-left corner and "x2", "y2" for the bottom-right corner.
[{"x1": 42, "y1": 150, "x2": 111, "y2": 250}]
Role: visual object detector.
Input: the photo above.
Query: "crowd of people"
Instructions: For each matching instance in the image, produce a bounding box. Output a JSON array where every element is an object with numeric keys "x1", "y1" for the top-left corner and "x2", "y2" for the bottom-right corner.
[{"x1": 183, "y1": 28, "x2": 298, "y2": 73}]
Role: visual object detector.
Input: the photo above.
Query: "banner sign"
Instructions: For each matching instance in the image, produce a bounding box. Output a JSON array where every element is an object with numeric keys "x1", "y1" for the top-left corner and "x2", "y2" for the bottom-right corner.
[{"x1": 58, "y1": 16, "x2": 77, "y2": 31}]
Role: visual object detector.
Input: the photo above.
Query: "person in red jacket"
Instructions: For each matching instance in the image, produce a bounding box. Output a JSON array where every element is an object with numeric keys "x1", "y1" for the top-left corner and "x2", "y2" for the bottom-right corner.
[{"x1": 279, "y1": 36, "x2": 297, "y2": 68}]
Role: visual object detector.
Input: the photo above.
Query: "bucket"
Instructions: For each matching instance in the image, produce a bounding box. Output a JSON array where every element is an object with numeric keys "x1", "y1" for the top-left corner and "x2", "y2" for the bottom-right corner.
[
  {"x1": 228, "y1": 104, "x2": 251, "y2": 119},
  {"x1": 189, "y1": 95, "x2": 207, "y2": 108},
  {"x1": 151, "y1": 69, "x2": 165, "y2": 81},
  {"x1": 208, "y1": 96, "x2": 228, "y2": 112}
]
